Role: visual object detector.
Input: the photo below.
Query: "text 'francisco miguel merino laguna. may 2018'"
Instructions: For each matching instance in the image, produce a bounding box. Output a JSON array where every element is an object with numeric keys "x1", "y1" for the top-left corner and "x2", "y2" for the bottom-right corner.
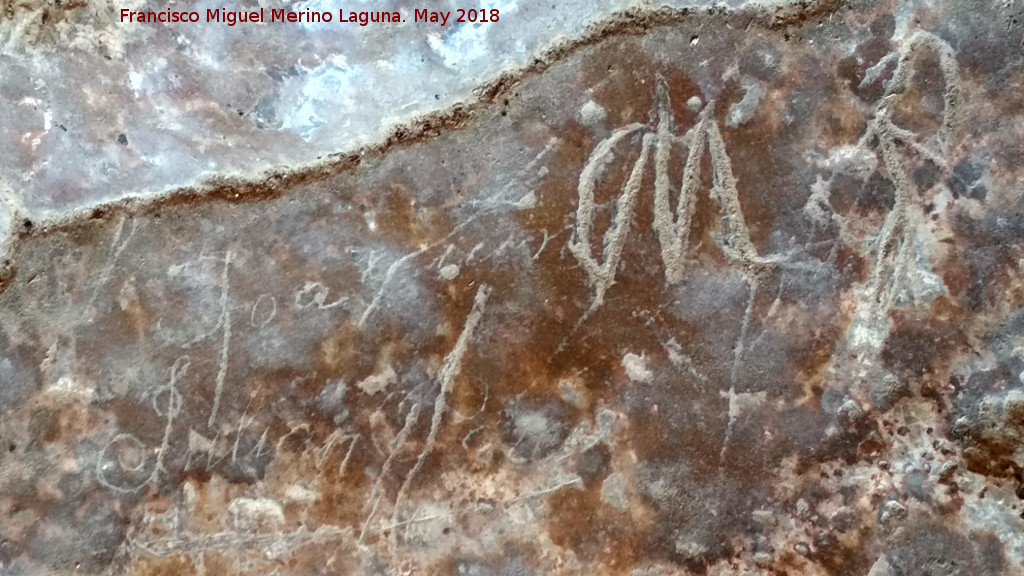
[{"x1": 118, "y1": 7, "x2": 499, "y2": 26}]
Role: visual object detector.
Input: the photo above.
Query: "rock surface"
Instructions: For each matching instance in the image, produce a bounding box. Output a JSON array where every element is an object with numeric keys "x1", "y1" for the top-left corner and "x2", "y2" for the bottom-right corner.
[
  {"x1": 3, "y1": 0, "x2": 1024, "y2": 574},
  {"x1": 0, "y1": 0, "x2": 782, "y2": 230}
]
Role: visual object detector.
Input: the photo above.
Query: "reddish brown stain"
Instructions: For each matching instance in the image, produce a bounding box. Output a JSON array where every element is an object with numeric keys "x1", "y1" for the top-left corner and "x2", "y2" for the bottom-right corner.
[
  {"x1": 129, "y1": 555, "x2": 195, "y2": 576},
  {"x1": 1, "y1": 4, "x2": 1020, "y2": 575},
  {"x1": 546, "y1": 485, "x2": 647, "y2": 575}
]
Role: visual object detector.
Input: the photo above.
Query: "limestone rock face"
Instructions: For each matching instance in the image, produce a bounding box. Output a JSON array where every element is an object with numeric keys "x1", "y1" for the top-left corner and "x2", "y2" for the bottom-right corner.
[
  {"x1": 3, "y1": 0, "x2": 1024, "y2": 575},
  {"x1": 0, "y1": 0, "x2": 773, "y2": 225}
]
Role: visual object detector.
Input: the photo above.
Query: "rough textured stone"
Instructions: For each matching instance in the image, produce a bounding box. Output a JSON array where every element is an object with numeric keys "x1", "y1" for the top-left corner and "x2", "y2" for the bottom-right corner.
[
  {"x1": 3, "y1": 0, "x2": 1024, "y2": 574},
  {"x1": 0, "y1": 0, "x2": 783, "y2": 229}
]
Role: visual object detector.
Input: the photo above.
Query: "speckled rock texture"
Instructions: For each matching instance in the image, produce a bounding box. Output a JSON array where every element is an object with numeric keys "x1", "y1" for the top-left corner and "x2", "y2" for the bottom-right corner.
[
  {"x1": 3, "y1": 0, "x2": 1024, "y2": 574},
  {"x1": 0, "y1": 0, "x2": 785, "y2": 229}
]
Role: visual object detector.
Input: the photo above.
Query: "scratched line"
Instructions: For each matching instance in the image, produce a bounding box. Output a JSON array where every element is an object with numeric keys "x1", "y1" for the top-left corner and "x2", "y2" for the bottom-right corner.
[
  {"x1": 389, "y1": 284, "x2": 491, "y2": 557},
  {"x1": 208, "y1": 251, "x2": 234, "y2": 429}
]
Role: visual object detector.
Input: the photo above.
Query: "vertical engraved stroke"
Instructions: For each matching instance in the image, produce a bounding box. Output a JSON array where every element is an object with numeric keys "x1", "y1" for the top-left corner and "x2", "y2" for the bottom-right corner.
[
  {"x1": 360, "y1": 284, "x2": 491, "y2": 546},
  {"x1": 208, "y1": 251, "x2": 233, "y2": 428},
  {"x1": 705, "y1": 107, "x2": 763, "y2": 267},
  {"x1": 89, "y1": 215, "x2": 138, "y2": 305},
  {"x1": 359, "y1": 401, "x2": 422, "y2": 543},
  {"x1": 653, "y1": 81, "x2": 707, "y2": 285},
  {"x1": 389, "y1": 283, "x2": 491, "y2": 555}
]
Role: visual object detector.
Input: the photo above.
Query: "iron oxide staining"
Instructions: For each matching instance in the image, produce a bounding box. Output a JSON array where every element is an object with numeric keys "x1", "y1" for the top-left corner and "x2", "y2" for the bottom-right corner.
[{"x1": 3, "y1": 2, "x2": 1024, "y2": 576}]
